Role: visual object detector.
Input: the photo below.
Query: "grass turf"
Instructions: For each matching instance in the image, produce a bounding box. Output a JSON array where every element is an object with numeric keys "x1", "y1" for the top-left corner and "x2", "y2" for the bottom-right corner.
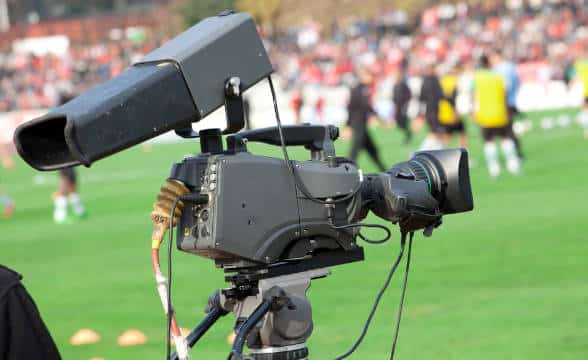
[{"x1": 2, "y1": 113, "x2": 587, "y2": 359}]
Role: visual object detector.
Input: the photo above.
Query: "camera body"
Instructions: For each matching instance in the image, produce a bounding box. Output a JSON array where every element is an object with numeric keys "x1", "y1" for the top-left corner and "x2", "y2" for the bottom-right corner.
[{"x1": 171, "y1": 126, "x2": 362, "y2": 269}]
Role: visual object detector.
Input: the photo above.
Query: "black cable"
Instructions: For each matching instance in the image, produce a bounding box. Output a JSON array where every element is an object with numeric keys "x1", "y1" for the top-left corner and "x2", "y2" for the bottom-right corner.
[
  {"x1": 166, "y1": 196, "x2": 183, "y2": 360},
  {"x1": 330, "y1": 223, "x2": 391, "y2": 244},
  {"x1": 334, "y1": 233, "x2": 407, "y2": 360},
  {"x1": 267, "y1": 76, "x2": 303, "y2": 234},
  {"x1": 267, "y1": 76, "x2": 292, "y2": 174},
  {"x1": 267, "y1": 76, "x2": 361, "y2": 206},
  {"x1": 390, "y1": 232, "x2": 414, "y2": 360}
]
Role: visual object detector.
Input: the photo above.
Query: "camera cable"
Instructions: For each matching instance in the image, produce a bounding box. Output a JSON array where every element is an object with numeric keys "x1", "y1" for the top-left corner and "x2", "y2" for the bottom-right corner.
[
  {"x1": 267, "y1": 76, "x2": 361, "y2": 206},
  {"x1": 165, "y1": 193, "x2": 207, "y2": 360},
  {"x1": 333, "y1": 232, "x2": 407, "y2": 360},
  {"x1": 166, "y1": 195, "x2": 181, "y2": 360},
  {"x1": 390, "y1": 231, "x2": 413, "y2": 360},
  {"x1": 149, "y1": 180, "x2": 190, "y2": 360},
  {"x1": 330, "y1": 222, "x2": 391, "y2": 244}
]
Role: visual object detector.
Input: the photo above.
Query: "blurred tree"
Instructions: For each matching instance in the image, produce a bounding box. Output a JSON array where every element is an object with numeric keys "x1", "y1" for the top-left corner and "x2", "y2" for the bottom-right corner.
[
  {"x1": 234, "y1": 0, "x2": 442, "y2": 30},
  {"x1": 177, "y1": 0, "x2": 483, "y2": 31},
  {"x1": 235, "y1": 0, "x2": 281, "y2": 25},
  {"x1": 179, "y1": 0, "x2": 234, "y2": 27}
]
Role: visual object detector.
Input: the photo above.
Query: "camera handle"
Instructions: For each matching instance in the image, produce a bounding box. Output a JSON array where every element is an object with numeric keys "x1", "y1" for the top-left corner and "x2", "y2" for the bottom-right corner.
[
  {"x1": 227, "y1": 124, "x2": 339, "y2": 160},
  {"x1": 171, "y1": 269, "x2": 329, "y2": 360}
]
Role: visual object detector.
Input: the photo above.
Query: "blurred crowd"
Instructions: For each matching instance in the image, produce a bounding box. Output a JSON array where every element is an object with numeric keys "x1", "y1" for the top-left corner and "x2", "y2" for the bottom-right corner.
[
  {"x1": 267, "y1": 0, "x2": 588, "y2": 87},
  {"x1": 0, "y1": 40, "x2": 155, "y2": 112},
  {"x1": 1, "y1": 0, "x2": 587, "y2": 112}
]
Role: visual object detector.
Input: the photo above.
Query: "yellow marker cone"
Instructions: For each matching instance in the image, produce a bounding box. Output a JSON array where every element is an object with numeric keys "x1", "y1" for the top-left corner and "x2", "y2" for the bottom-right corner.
[
  {"x1": 70, "y1": 328, "x2": 100, "y2": 346},
  {"x1": 117, "y1": 329, "x2": 148, "y2": 346}
]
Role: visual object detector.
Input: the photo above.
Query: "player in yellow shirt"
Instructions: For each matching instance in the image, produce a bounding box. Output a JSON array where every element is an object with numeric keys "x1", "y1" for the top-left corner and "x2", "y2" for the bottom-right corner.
[
  {"x1": 472, "y1": 55, "x2": 520, "y2": 177},
  {"x1": 574, "y1": 53, "x2": 588, "y2": 139},
  {"x1": 438, "y1": 64, "x2": 468, "y2": 148}
]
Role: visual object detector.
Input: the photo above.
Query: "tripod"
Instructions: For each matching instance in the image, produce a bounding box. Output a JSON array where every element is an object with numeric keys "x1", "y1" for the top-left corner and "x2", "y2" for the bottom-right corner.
[{"x1": 171, "y1": 268, "x2": 330, "y2": 360}]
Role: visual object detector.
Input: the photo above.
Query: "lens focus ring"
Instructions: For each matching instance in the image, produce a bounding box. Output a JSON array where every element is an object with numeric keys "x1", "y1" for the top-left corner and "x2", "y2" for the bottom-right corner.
[{"x1": 407, "y1": 160, "x2": 431, "y2": 192}]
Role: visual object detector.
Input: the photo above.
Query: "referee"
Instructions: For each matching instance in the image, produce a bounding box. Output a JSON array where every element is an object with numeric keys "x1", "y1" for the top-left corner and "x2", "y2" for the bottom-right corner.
[
  {"x1": 416, "y1": 63, "x2": 444, "y2": 150},
  {"x1": 392, "y1": 66, "x2": 412, "y2": 145},
  {"x1": 344, "y1": 67, "x2": 386, "y2": 171}
]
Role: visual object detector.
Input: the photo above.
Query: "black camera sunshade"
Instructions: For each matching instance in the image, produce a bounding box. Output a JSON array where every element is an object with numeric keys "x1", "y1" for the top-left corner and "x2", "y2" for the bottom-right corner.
[{"x1": 14, "y1": 12, "x2": 273, "y2": 171}]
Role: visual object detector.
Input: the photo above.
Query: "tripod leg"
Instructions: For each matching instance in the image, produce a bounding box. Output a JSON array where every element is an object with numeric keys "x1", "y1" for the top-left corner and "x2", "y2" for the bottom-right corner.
[
  {"x1": 228, "y1": 299, "x2": 271, "y2": 360},
  {"x1": 170, "y1": 291, "x2": 229, "y2": 360}
]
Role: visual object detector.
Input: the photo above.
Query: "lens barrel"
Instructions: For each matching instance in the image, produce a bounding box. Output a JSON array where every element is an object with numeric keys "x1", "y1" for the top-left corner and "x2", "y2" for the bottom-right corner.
[{"x1": 389, "y1": 149, "x2": 474, "y2": 215}]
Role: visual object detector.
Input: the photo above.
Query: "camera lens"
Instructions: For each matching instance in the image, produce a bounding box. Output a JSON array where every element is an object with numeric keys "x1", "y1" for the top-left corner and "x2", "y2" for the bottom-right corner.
[
  {"x1": 389, "y1": 156, "x2": 442, "y2": 201},
  {"x1": 389, "y1": 149, "x2": 473, "y2": 215}
]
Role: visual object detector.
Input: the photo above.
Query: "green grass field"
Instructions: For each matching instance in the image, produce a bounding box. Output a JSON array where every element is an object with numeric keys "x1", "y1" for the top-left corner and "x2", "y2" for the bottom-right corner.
[{"x1": 2, "y1": 112, "x2": 588, "y2": 359}]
